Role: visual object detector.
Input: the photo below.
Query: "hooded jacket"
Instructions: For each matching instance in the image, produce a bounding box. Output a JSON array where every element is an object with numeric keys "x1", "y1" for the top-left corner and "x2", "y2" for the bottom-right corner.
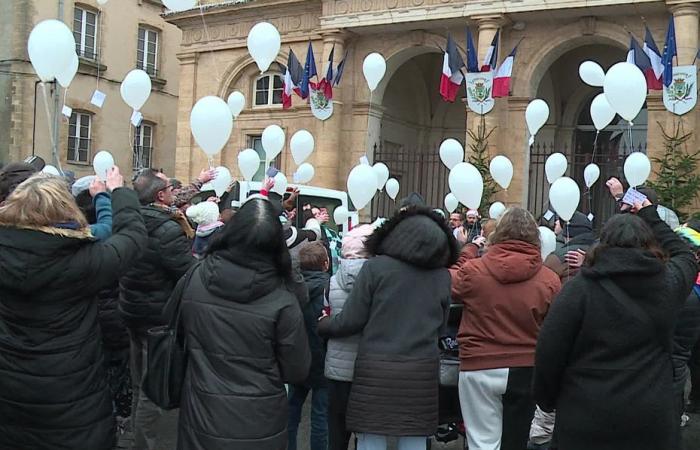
[
  {"x1": 318, "y1": 207, "x2": 458, "y2": 436},
  {"x1": 119, "y1": 205, "x2": 196, "y2": 333},
  {"x1": 0, "y1": 188, "x2": 146, "y2": 450},
  {"x1": 450, "y1": 240, "x2": 561, "y2": 371},
  {"x1": 533, "y1": 206, "x2": 697, "y2": 450},
  {"x1": 324, "y1": 258, "x2": 368, "y2": 382},
  {"x1": 177, "y1": 248, "x2": 311, "y2": 450}
]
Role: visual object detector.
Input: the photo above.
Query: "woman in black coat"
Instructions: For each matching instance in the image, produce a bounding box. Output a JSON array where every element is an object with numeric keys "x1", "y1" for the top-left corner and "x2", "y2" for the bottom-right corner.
[
  {"x1": 318, "y1": 206, "x2": 458, "y2": 450},
  {"x1": 176, "y1": 197, "x2": 311, "y2": 450},
  {"x1": 533, "y1": 202, "x2": 697, "y2": 450},
  {"x1": 0, "y1": 169, "x2": 146, "y2": 450}
]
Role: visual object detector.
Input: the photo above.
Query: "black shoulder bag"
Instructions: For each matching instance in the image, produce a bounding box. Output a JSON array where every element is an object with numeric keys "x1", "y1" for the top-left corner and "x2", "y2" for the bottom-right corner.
[{"x1": 143, "y1": 263, "x2": 200, "y2": 410}]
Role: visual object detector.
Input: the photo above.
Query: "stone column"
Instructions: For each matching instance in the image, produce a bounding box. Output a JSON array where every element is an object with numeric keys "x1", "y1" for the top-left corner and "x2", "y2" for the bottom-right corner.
[
  {"x1": 175, "y1": 52, "x2": 199, "y2": 181},
  {"x1": 504, "y1": 97, "x2": 530, "y2": 207},
  {"x1": 314, "y1": 30, "x2": 346, "y2": 190},
  {"x1": 670, "y1": 3, "x2": 699, "y2": 65}
]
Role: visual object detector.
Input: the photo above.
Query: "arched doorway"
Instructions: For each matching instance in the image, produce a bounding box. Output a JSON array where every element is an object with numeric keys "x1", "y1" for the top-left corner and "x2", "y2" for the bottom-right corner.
[
  {"x1": 528, "y1": 43, "x2": 647, "y2": 226},
  {"x1": 372, "y1": 51, "x2": 467, "y2": 216}
]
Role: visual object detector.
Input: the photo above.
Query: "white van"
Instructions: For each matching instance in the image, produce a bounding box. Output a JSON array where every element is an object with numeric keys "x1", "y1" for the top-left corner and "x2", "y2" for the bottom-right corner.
[{"x1": 227, "y1": 181, "x2": 359, "y2": 232}]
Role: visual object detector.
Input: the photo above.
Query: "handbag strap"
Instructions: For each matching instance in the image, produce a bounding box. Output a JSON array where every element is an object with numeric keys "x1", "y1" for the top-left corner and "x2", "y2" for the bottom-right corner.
[{"x1": 598, "y1": 278, "x2": 668, "y2": 353}]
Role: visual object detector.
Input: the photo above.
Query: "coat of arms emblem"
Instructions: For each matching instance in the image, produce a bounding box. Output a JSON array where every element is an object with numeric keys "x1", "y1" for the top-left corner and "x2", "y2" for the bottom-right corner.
[
  {"x1": 663, "y1": 65, "x2": 697, "y2": 116},
  {"x1": 310, "y1": 86, "x2": 333, "y2": 121},
  {"x1": 465, "y1": 71, "x2": 495, "y2": 115}
]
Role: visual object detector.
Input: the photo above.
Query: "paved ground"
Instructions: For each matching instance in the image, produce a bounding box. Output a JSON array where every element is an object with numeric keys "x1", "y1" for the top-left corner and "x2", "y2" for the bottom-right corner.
[{"x1": 121, "y1": 407, "x2": 700, "y2": 450}]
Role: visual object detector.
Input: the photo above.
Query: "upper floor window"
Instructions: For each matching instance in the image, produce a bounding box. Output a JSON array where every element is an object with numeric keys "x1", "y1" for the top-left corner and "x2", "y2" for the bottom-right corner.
[
  {"x1": 133, "y1": 122, "x2": 154, "y2": 170},
  {"x1": 73, "y1": 6, "x2": 98, "y2": 60},
  {"x1": 67, "y1": 112, "x2": 92, "y2": 164},
  {"x1": 137, "y1": 26, "x2": 159, "y2": 77},
  {"x1": 254, "y1": 74, "x2": 283, "y2": 107}
]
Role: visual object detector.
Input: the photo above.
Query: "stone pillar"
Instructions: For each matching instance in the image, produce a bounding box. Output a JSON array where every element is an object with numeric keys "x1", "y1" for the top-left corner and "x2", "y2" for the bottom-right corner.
[
  {"x1": 504, "y1": 97, "x2": 530, "y2": 207},
  {"x1": 175, "y1": 52, "x2": 199, "y2": 181},
  {"x1": 671, "y1": 3, "x2": 699, "y2": 65},
  {"x1": 314, "y1": 30, "x2": 346, "y2": 190}
]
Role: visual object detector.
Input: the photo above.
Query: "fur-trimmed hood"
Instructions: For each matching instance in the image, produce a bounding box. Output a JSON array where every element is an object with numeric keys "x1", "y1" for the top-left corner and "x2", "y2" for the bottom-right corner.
[{"x1": 366, "y1": 206, "x2": 459, "y2": 269}]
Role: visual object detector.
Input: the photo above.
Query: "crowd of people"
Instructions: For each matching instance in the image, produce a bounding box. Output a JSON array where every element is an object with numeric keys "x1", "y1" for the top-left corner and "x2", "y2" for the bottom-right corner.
[{"x1": 0, "y1": 155, "x2": 699, "y2": 450}]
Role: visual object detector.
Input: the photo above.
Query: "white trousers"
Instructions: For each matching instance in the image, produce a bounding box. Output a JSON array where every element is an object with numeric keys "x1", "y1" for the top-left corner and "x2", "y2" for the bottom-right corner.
[
  {"x1": 458, "y1": 368, "x2": 509, "y2": 450},
  {"x1": 356, "y1": 433, "x2": 427, "y2": 450}
]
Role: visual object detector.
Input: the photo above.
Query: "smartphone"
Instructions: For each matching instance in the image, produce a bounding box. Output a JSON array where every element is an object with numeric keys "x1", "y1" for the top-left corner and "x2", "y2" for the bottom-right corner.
[{"x1": 266, "y1": 166, "x2": 279, "y2": 178}]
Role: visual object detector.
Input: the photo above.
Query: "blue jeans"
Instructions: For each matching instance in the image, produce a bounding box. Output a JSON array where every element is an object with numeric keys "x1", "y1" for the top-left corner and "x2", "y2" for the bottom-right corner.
[{"x1": 288, "y1": 384, "x2": 329, "y2": 450}]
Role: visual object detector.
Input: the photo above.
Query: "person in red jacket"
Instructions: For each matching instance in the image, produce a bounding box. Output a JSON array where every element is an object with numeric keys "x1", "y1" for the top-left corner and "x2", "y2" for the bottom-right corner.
[{"x1": 449, "y1": 207, "x2": 561, "y2": 450}]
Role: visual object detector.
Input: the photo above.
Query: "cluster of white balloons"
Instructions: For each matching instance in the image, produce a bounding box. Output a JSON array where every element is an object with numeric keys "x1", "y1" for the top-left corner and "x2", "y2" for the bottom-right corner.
[
  {"x1": 346, "y1": 160, "x2": 400, "y2": 211},
  {"x1": 580, "y1": 60, "x2": 647, "y2": 126},
  {"x1": 28, "y1": 20, "x2": 79, "y2": 87}
]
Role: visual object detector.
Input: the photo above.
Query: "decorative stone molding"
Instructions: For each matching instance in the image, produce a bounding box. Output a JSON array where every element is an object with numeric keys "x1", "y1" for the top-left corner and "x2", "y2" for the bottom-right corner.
[{"x1": 579, "y1": 16, "x2": 597, "y2": 36}]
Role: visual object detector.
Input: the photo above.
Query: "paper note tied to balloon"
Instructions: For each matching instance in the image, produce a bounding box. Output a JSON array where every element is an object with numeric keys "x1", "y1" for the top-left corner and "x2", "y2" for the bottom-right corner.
[{"x1": 621, "y1": 188, "x2": 648, "y2": 207}]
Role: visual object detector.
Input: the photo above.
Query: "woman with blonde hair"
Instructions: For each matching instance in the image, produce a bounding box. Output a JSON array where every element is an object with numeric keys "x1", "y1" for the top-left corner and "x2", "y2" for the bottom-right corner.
[
  {"x1": 0, "y1": 169, "x2": 147, "y2": 450},
  {"x1": 450, "y1": 207, "x2": 561, "y2": 450}
]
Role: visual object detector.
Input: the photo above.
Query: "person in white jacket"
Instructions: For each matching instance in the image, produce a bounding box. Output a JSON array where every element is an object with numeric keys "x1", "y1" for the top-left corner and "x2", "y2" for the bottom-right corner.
[{"x1": 325, "y1": 224, "x2": 375, "y2": 450}]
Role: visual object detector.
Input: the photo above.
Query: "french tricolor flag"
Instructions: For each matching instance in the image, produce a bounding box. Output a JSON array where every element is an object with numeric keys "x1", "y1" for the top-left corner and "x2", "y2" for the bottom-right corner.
[
  {"x1": 282, "y1": 49, "x2": 303, "y2": 109},
  {"x1": 642, "y1": 26, "x2": 664, "y2": 91},
  {"x1": 480, "y1": 30, "x2": 499, "y2": 72},
  {"x1": 493, "y1": 43, "x2": 519, "y2": 98},
  {"x1": 440, "y1": 34, "x2": 465, "y2": 102},
  {"x1": 627, "y1": 35, "x2": 654, "y2": 91}
]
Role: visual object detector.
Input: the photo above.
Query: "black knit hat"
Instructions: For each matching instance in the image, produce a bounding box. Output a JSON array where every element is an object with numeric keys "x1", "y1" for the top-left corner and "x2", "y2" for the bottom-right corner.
[
  {"x1": 0, "y1": 162, "x2": 38, "y2": 203},
  {"x1": 398, "y1": 192, "x2": 426, "y2": 210},
  {"x1": 563, "y1": 211, "x2": 593, "y2": 238}
]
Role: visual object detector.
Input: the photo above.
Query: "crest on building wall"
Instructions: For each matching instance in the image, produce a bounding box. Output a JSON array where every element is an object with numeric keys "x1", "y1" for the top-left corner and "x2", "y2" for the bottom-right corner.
[
  {"x1": 309, "y1": 87, "x2": 334, "y2": 121},
  {"x1": 663, "y1": 65, "x2": 697, "y2": 116},
  {"x1": 466, "y1": 71, "x2": 495, "y2": 115}
]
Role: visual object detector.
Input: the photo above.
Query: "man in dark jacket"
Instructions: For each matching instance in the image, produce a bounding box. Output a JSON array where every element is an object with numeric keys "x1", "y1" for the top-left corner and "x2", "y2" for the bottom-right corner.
[
  {"x1": 119, "y1": 168, "x2": 196, "y2": 450},
  {"x1": 544, "y1": 212, "x2": 595, "y2": 281}
]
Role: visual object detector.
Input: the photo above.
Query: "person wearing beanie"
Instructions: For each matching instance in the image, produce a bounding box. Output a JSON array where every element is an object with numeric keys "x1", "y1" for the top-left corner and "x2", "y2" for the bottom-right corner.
[
  {"x1": 0, "y1": 162, "x2": 38, "y2": 205},
  {"x1": 186, "y1": 201, "x2": 225, "y2": 259},
  {"x1": 544, "y1": 212, "x2": 595, "y2": 282},
  {"x1": 398, "y1": 192, "x2": 426, "y2": 210},
  {"x1": 324, "y1": 224, "x2": 375, "y2": 450}
]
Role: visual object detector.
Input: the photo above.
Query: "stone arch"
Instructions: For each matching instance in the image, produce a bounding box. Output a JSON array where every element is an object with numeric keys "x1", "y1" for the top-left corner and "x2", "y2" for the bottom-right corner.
[
  {"x1": 514, "y1": 19, "x2": 629, "y2": 98},
  {"x1": 217, "y1": 54, "x2": 287, "y2": 100}
]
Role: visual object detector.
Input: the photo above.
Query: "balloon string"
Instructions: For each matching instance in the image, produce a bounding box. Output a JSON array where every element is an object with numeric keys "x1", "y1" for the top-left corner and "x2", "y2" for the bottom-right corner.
[
  {"x1": 96, "y1": 9, "x2": 103, "y2": 91},
  {"x1": 40, "y1": 82, "x2": 63, "y2": 175},
  {"x1": 591, "y1": 130, "x2": 599, "y2": 163},
  {"x1": 627, "y1": 121, "x2": 634, "y2": 153},
  {"x1": 199, "y1": 4, "x2": 222, "y2": 83},
  {"x1": 366, "y1": 90, "x2": 373, "y2": 161}
]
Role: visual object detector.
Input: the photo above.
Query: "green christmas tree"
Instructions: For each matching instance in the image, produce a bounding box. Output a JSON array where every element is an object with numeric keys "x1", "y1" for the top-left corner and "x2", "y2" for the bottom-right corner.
[
  {"x1": 466, "y1": 117, "x2": 499, "y2": 217},
  {"x1": 648, "y1": 122, "x2": 700, "y2": 221}
]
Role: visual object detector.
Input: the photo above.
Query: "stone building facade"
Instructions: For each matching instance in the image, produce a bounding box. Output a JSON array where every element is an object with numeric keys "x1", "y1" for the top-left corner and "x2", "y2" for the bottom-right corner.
[
  {"x1": 168, "y1": 0, "x2": 700, "y2": 217},
  {"x1": 1, "y1": 0, "x2": 181, "y2": 178}
]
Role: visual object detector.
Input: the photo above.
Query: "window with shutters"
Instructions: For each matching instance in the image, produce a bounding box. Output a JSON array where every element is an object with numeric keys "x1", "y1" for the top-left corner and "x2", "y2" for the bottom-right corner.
[
  {"x1": 67, "y1": 112, "x2": 92, "y2": 164},
  {"x1": 73, "y1": 6, "x2": 98, "y2": 60},
  {"x1": 133, "y1": 122, "x2": 154, "y2": 170},
  {"x1": 137, "y1": 26, "x2": 159, "y2": 77}
]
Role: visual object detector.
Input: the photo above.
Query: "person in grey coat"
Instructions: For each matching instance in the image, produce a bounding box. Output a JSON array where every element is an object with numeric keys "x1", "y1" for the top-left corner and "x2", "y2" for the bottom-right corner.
[
  {"x1": 325, "y1": 224, "x2": 376, "y2": 450},
  {"x1": 318, "y1": 206, "x2": 459, "y2": 450}
]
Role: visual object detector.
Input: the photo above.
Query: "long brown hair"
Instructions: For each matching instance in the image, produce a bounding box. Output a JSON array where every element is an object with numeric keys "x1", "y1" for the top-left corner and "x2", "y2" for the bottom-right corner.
[
  {"x1": 0, "y1": 174, "x2": 88, "y2": 229},
  {"x1": 488, "y1": 207, "x2": 541, "y2": 247},
  {"x1": 587, "y1": 213, "x2": 667, "y2": 265}
]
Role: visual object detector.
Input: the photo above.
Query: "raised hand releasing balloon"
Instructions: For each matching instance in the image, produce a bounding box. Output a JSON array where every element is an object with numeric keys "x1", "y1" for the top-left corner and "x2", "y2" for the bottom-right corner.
[
  {"x1": 190, "y1": 96, "x2": 233, "y2": 158},
  {"x1": 489, "y1": 156, "x2": 513, "y2": 190}
]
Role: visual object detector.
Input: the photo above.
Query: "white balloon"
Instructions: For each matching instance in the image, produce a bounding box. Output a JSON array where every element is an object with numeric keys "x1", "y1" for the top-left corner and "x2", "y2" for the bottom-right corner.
[
  {"x1": 120, "y1": 69, "x2": 152, "y2": 111},
  {"x1": 227, "y1": 91, "x2": 245, "y2": 117},
  {"x1": 489, "y1": 155, "x2": 514, "y2": 190},
  {"x1": 545, "y1": 153, "x2": 567, "y2": 184},
  {"x1": 162, "y1": 0, "x2": 196, "y2": 12},
  {"x1": 262, "y1": 125, "x2": 285, "y2": 161},
  {"x1": 590, "y1": 93, "x2": 617, "y2": 131},
  {"x1": 363, "y1": 53, "x2": 387, "y2": 92},
  {"x1": 439, "y1": 139, "x2": 464, "y2": 170},
  {"x1": 272, "y1": 172, "x2": 288, "y2": 195},
  {"x1": 347, "y1": 165, "x2": 377, "y2": 210},
  {"x1": 584, "y1": 163, "x2": 601, "y2": 188},
  {"x1": 92, "y1": 151, "x2": 115, "y2": 181},
  {"x1": 56, "y1": 52, "x2": 79, "y2": 88},
  {"x1": 549, "y1": 177, "x2": 580, "y2": 222},
  {"x1": 294, "y1": 163, "x2": 315, "y2": 184},
  {"x1": 526, "y1": 99, "x2": 550, "y2": 139},
  {"x1": 333, "y1": 206, "x2": 349, "y2": 225},
  {"x1": 42, "y1": 165, "x2": 60, "y2": 176},
  {"x1": 238, "y1": 149, "x2": 260, "y2": 182},
  {"x1": 190, "y1": 96, "x2": 233, "y2": 156},
  {"x1": 247, "y1": 22, "x2": 281, "y2": 73},
  {"x1": 489, "y1": 202, "x2": 506, "y2": 220},
  {"x1": 290, "y1": 130, "x2": 315, "y2": 165},
  {"x1": 444, "y1": 193, "x2": 459, "y2": 213},
  {"x1": 372, "y1": 163, "x2": 390, "y2": 191},
  {"x1": 539, "y1": 226, "x2": 557, "y2": 261},
  {"x1": 385, "y1": 178, "x2": 400, "y2": 200},
  {"x1": 603, "y1": 62, "x2": 647, "y2": 122},
  {"x1": 579, "y1": 61, "x2": 605, "y2": 87},
  {"x1": 210, "y1": 166, "x2": 233, "y2": 197},
  {"x1": 624, "y1": 152, "x2": 652, "y2": 187},
  {"x1": 449, "y1": 163, "x2": 484, "y2": 210},
  {"x1": 97, "y1": 0, "x2": 109, "y2": 4},
  {"x1": 27, "y1": 20, "x2": 77, "y2": 83}
]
